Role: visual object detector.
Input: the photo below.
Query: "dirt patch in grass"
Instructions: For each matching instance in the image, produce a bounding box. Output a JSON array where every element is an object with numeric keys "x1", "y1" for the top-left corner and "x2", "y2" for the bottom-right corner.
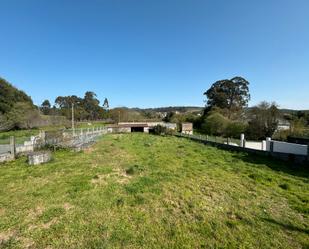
[
  {"x1": 18, "y1": 236, "x2": 34, "y2": 248},
  {"x1": 0, "y1": 208, "x2": 5, "y2": 216},
  {"x1": 0, "y1": 230, "x2": 16, "y2": 245},
  {"x1": 27, "y1": 206, "x2": 45, "y2": 221},
  {"x1": 28, "y1": 217, "x2": 59, "y2": 231},
  {"x1": 84, "y1": 146, "x2": 96, "y2": 154},
  {"x1": 41, "y1": 217, "x2": 58, "y2": 229},
  {"x1": 63, "y1": 203, "x2": 74, "y2": 211},
  {"x1": 91, "y1": 168, "x2": 133, "y2": 185}
]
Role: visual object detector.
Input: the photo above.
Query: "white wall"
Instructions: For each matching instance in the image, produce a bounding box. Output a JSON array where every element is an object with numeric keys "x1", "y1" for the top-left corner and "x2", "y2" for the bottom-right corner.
[
  {"x1": 245, "y1": 141, "x2": 264, "y2": 150},
  {"x1": 270, "y1": 141, "x2": 308, "y2": 156}
]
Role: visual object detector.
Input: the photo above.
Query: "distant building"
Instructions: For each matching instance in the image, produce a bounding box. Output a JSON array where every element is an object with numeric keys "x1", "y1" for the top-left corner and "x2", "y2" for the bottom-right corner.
[
  {"x1": 157, "y1": 112, "x2": 168, "y2": 118},
  {"x1": 277, "y1": 119, "x2": 290, "y2": 131},
  {"x1": 112, "y1": 122, "x2": 177, "y2": 133},
  {"x1": 181, "y1": 123, "x2": 193, "y2": 135}
]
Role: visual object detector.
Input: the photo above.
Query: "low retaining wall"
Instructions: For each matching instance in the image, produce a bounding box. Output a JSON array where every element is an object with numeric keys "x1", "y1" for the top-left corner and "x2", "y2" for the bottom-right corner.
[
  {"x1": 176, "y1": 134, "x2": 309, "y2": 165},
  {"x1": 0, "y1": 153, "x2": 14, "y2": 163},
  {"x1": 28, "y1": 151, "x2": 52, "y2": 165}
]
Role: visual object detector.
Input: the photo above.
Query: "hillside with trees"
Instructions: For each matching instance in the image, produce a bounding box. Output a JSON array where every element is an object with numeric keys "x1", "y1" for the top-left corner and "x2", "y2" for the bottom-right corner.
[
  {"x1": 0, "y1": 77, "x2": 110, "y2": 131},
  {"x1": 0, "y1": 77, "x2": 42, "y2": 131}
]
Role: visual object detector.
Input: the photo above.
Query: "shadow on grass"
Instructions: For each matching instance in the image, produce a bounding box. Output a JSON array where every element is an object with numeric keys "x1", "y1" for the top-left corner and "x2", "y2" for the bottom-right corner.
[
  {"x1": 262, "y1": 217, "x2": 309, "y2": 235},
  {"x1": 231, "y1": 152, "x2": 309, "y2": 179}
]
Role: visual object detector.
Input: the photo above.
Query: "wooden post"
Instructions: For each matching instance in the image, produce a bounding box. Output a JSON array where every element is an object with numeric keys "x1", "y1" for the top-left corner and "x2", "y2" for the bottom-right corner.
[{"x1": 10, "y1": 136, "x2": 16, "y2": 159}]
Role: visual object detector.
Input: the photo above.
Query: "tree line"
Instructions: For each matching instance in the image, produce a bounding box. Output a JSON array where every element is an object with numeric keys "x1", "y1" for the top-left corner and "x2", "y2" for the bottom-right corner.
[
  {"x1": 163, "y1": 76, "x2": 308, "y2": 140},
  {"x1": 198, "y1": 76, "x2": 308, "y2": 140},
  {"x1": 0, "y1": 77, "x2": 110, "y2": 131},
  {"x1": 40, "y1": 92, "x2": 109, "y2": 121}
]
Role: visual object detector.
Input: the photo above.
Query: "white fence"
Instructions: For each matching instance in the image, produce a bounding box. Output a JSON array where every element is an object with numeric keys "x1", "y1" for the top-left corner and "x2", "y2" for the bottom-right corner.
[
  {"x1": 241, "y1": 135, "x2": 308, "y2": 156},
  {"x1": 268, "y1": 140, "x2": 308, "y2": 156},
  {"x1": 244, "y1": 141, "x2": 266, "y2": 151}
]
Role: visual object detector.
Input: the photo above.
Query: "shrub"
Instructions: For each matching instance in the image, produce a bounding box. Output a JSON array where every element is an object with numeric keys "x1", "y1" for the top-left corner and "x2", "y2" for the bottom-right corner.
[
  {"x1": 225, "y1": 121, "x2": 247, "y2": 138},
  {"x1": 201, "y1": 113, "x2": 229, "y2": 136},
  {"x1": 152, "y1": 125, "x2": 173, "y2": 136}
]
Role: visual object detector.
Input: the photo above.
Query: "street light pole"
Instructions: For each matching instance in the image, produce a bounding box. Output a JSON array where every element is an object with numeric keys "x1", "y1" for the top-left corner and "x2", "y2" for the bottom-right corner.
[{"x1": 72, "y1": 102, "x2": 75, "y2": 136}]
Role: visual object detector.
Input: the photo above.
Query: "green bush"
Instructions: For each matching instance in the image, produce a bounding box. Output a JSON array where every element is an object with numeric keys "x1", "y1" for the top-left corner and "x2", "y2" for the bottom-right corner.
[
  {"x1": 152, "y1": 125, "x2": 174, "y2": 136},
  {"x1": 201, "y1": 113, "x2": 229, "y2": 136},
  {"x1": 225, "y1": 121, "x2": 247, "y2": 138}
]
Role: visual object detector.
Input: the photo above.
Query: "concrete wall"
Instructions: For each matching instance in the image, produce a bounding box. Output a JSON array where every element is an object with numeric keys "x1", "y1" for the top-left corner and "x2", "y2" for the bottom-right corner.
[
  {"x1": 118, "y1": 127, "x2": 131, "y2": 133},
  {"x1": 118, "y1": 122, "x2": 177, "y2": 130},
  {"x1": 16, "y1": 144, "x2": 34, "y2": 154},
  {"x1": 0, "y1": 153, "x2": 14, "y2": 163},
  {"x1": 245, "y1": 141, "x2": 264, "y2": 151},
  {"x1": 177, "y1": 133, "x2": 308, "y2": 164},
  {"x1": 268, "y1": 140, "x2": 308, "y2": 156}
]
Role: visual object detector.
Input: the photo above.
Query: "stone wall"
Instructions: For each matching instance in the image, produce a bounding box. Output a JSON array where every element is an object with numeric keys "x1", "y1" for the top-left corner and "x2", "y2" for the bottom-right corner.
[{"x1": 0, "y1": 153, "x2": 14, "y2": 163}]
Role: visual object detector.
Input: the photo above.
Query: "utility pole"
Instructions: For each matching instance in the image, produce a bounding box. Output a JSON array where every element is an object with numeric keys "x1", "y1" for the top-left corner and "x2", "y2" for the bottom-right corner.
[{"x1": 72, "y1": 102, "x2": 75, "y2": 136}]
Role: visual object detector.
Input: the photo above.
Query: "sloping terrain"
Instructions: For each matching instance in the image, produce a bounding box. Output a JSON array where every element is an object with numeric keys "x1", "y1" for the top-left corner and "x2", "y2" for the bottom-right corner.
[{"x1": 0, "y1": 134, "x2": 308, "y2": 248}]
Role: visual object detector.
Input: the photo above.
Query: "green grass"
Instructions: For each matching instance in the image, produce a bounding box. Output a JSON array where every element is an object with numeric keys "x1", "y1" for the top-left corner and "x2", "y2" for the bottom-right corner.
[
  {"x1": 0, "y1": 133, "x2": 308, "y2": 248},
  {"x1": 76, "y1": 121, "x2": 108, "y2": 129},
  {"x1": 0, "y1": 130, "x2": 39, "y2": 144}
]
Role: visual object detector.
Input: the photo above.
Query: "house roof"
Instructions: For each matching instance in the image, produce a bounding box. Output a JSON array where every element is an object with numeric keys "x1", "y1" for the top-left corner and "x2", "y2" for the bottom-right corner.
[{"x1": 118, "y1": 123, "x2": 148, "y2": 128}]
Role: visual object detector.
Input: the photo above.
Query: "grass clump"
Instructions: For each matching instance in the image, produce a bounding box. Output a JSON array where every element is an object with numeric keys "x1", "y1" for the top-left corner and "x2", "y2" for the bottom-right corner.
[{"x1": 279, "y1": 183, "x2": 291, "y2": 190}]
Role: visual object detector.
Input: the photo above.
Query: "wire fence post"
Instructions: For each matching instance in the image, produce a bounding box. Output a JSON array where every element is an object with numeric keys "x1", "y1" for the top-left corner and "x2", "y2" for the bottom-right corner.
[{"x1": 10, "y1": 136, "x2": 16, "y2": 159}]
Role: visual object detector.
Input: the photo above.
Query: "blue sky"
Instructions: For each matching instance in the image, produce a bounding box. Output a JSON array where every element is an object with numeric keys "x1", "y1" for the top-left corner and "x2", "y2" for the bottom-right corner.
[{"x1": 0, "y1": 0, "x2": 308, "y2": 109}]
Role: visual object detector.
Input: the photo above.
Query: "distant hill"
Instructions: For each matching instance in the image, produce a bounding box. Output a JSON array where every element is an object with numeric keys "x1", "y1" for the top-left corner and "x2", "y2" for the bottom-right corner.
[
  {"x1": 133, "y1": 106, "x2": 204, "y2": 113},
  {"x1": 279, "y1": 109, "x2": 309, "y2": 114},
  {"x1": 0, "y1": 77, "x2": 69, "y2": 131}
]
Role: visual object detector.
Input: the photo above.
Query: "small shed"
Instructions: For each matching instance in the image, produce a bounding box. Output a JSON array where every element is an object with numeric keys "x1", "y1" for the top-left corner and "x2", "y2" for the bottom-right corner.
[{"x1": 181, "y1": 123, "x2": 193, "y2": 135}]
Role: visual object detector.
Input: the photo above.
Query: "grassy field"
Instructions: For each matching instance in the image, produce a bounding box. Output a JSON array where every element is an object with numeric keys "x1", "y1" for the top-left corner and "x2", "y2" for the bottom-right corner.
[
  {"x1": 0, "y1": 134, "x2": 308, "y2": 248},
  {"x1": 76, "y1": 121, "x2": 108, "y2": 129},
  {"x1": 0, "y1": 126, "x2": 70, "y2": 145},
  {"x1": 0, "y1": 130, "x2": 40, "y2": 145}
]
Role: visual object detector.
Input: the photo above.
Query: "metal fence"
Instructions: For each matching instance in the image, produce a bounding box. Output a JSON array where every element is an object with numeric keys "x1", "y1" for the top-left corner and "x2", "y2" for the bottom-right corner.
[
  {"x1": 179, "y1": 133, "x2": 241, "y2": 146},
  {"x1": 0, "y1": 127, "x2": 108, "y2": 162}
]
